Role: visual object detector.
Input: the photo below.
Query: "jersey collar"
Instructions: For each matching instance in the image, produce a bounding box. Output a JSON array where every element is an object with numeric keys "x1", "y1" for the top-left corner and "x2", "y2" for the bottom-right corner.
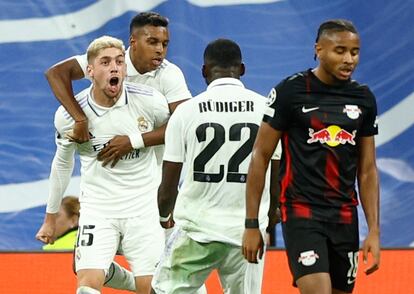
[
  {"x1": 126, "y1": 47, "x2": 163, "y2": 78},
  {"x1": 207, "y1": 78, "x2": 245, "y2": 90},
  {"x1": 87, "y1": 84, "x2": 128, "y2": 117}
]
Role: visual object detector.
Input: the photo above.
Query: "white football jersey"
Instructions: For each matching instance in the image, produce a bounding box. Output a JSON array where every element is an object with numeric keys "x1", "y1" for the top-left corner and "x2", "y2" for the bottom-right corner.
[
  {"x1": 75, "y1": 48, "x2": 192, "y2": 168},
  {"x1": 164, "y1": 78, "x2": 277, "y2": 246},
  {"x1": 48, "y1": 82, "x2": 170, "y2": 218}
]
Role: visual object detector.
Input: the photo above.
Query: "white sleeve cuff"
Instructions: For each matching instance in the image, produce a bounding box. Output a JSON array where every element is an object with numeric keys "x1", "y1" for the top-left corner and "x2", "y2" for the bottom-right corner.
[{"x1": 128, "y1": 133, "x2": 145, "y2": 149}]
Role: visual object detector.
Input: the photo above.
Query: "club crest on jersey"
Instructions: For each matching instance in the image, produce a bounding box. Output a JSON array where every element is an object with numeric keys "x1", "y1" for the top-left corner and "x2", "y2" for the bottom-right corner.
[
  {"x1": 298, "y1": 250, "x2": 319, "y2": 266},
  {"x1": 266, "y1": 88, "x2": 277, "y2": 106},
  {"x1": 137, "y1": 117, "x2": 149, "y2": 132},
  {"x1": 343, "y1": 105, "x2": 361, "y2": 119},
  {"x1": 307, "y1": 125, "x2": 356, "y2": 146}
]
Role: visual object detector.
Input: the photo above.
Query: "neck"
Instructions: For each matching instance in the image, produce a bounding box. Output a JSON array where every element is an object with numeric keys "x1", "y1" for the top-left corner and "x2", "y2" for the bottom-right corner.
[{"x1": 207, "y1": 71, "x2": 240, "y2": 85}]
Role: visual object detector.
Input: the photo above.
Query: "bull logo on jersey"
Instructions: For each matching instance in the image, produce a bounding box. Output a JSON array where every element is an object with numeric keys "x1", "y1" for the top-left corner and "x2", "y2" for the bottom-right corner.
[
  {"x1": 343, "y1": 105, "x2": 361, "y2": 120},
  {"x1": 307, "y1": 125, "x2": 356, "y2": 146},
  {"x1": 137, "y1": 116, "x2": 149, "y2": 132},
  {"x1": 298, "y1": 250, "x2": 319, "y2": 266}
]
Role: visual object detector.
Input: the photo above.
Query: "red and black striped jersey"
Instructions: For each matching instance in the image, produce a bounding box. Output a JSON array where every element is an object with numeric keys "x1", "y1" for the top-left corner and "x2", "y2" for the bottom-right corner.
[{"x1": 264, "y1": 69, "x2": 378, "y2": 224}]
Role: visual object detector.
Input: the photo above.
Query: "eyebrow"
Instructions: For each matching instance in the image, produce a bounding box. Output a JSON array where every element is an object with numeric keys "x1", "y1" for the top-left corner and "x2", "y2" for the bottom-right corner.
[
  {"x1": 99, "y1": 54, "x2": 125, "y2": 60},
  {"x1": 334, "y1": 45, "x2": 360, "y2": 50},
  {"x1": 146, "y1": 35, "x2": 169, "y2": 42}
]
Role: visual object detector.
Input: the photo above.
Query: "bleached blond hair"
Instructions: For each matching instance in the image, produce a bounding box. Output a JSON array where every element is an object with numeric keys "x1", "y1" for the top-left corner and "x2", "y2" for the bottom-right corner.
[{"x1": 86, "y1": 35, "x2": 125, "y2": 63}]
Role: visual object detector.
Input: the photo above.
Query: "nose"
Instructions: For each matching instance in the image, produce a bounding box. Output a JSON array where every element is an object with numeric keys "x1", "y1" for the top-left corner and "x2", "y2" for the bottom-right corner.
[
  {"x1": 343, "y1": 51, "x2": 353, "y2": 63},
  {"x1": 110, "y1": 60, "x2": 119, "y2": 72},
  {"x1": 155, "y1": 42, "x2": 166, "y2": 54}
]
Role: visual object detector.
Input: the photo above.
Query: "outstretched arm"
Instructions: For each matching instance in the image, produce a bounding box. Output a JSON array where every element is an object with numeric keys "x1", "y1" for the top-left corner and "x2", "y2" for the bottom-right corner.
[
  {"x1": 36, "y1": 108, "x2": 76, "y2": 245},
  {"x1": 36, "y1": 137, "x2": 75, "y2": 245},
  {"x1": 45, "y1": 57, "x2": 89, "y2": 143},
  {"x1": 358, "y1": 136, "x2": 380, "y2": 275},
  {"x1": 242, "y1": 122, "x2": 282, "y2": 263}
]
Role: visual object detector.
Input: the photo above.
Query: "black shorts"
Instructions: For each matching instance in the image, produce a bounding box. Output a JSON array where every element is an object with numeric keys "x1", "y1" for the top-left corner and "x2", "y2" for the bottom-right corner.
[{"x1": 282, "y1": 217, "x2": 359, "y2": 293}]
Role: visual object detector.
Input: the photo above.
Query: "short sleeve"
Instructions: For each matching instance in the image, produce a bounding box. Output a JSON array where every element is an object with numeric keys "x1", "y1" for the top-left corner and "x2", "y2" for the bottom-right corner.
[
  {"x1": 359, "y1": 87, "x2": 379, "y2": 137},
  {"x1": 160, "y1": 62, "x2": 192, "y2": 104},
  {"x1": 263, "y1": 79, "x2": 292, "y2": 131},
  {"x1": 54, "y1": 107, "x2": 76, "y2": 147},
  {"x1": 163, "y1": 105, "x2": 186, "y2": 163},
  {"x1": 73, "y1": 54, "x2": 92, "y2": 81}
]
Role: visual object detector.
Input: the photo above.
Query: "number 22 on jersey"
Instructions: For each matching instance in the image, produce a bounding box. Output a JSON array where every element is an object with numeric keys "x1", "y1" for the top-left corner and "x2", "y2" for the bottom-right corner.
[{"x1": 193, "y1": 122, "x2": 258, "y2": 183}]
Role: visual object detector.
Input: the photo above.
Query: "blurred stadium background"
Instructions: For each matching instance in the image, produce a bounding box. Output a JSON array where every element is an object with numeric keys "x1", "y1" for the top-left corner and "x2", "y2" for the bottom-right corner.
[{"x1": 0, "y1": 0, "x2": 413, "y2": 293}]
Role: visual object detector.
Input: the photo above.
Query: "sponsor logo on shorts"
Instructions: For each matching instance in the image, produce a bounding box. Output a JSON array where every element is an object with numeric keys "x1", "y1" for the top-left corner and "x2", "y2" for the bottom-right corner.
[{"x1": 298, "y1": 250, "x2": 319, "y2": 266}]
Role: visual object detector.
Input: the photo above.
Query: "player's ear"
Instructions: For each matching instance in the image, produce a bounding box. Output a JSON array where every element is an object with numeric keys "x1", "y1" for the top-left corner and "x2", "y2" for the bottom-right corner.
[
  {"x1": 240, "y1": 63, "x2": 245, "y2": 77},
  {"x1": 87, "y1": 64, "x2": 93, "y2": 78},
  {"x1": 202, "y1": 64, "x2": 208, "y2": 78},
  {"x1": 314, "y1": 43, "x2": 322, "y2": 60},
  {"x1": 129, "y1": 28, "x2": 140, "y2": 48},
  {"x1": 129, "y1": 35, "x2": 135, "y2": 47}
]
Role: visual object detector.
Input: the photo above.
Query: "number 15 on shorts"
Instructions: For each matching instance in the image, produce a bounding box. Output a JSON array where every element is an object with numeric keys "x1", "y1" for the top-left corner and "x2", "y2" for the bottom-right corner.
[{"x1": 76, "y1": 225, "x2": 95, "y2": 247}]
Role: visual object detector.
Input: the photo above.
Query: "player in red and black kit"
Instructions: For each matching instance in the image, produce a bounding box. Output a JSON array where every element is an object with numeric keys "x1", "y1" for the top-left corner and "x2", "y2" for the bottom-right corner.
[{"x1": 242, "y1": 19, "x2": 380, "y2": 294}]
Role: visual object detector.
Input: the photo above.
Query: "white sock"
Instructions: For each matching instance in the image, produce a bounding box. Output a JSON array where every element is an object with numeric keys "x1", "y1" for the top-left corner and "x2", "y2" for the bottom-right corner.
[
  {"x1": 76, "y1": 286, "x2": 100, "y2": 294},
  {"x1": 104, "y1": 261, "x2": 136, "y2": 292}
]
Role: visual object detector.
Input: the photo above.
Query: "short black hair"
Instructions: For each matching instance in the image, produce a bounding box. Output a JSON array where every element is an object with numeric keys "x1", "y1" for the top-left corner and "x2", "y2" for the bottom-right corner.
[
  {"x1": 315, "y1": 19, "x2": 358, "y2": 43},
  {"x1": 129, "y1": 12, "x2": 169, "y2": 35},
  {"x1": 203, "y1": 38, "x2": 242, "y2": 67}
]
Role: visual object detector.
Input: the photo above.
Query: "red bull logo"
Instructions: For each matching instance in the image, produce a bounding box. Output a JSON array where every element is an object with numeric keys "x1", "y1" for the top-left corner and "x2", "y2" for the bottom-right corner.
[
  {"x1": 307, "y1": 125, "x2": 356, "y2": 147},
  {"x1": 298, "y1": 250, "x2": 319, "y2": 266}
]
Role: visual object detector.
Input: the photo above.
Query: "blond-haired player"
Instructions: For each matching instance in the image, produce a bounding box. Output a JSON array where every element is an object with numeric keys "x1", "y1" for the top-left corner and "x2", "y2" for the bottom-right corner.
[{"x1": 37, "y1": 35, "x2": 169, "y2": 294}]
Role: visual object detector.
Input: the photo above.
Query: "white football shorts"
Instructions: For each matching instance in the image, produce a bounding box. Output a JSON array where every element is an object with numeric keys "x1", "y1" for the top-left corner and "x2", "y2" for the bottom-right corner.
[
  {"x1": 152, "y1": 228, "x2": 265, "y2": 294},
  {"x1": 75, "y1": 208, "x2": 164, "y2": 276}
]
